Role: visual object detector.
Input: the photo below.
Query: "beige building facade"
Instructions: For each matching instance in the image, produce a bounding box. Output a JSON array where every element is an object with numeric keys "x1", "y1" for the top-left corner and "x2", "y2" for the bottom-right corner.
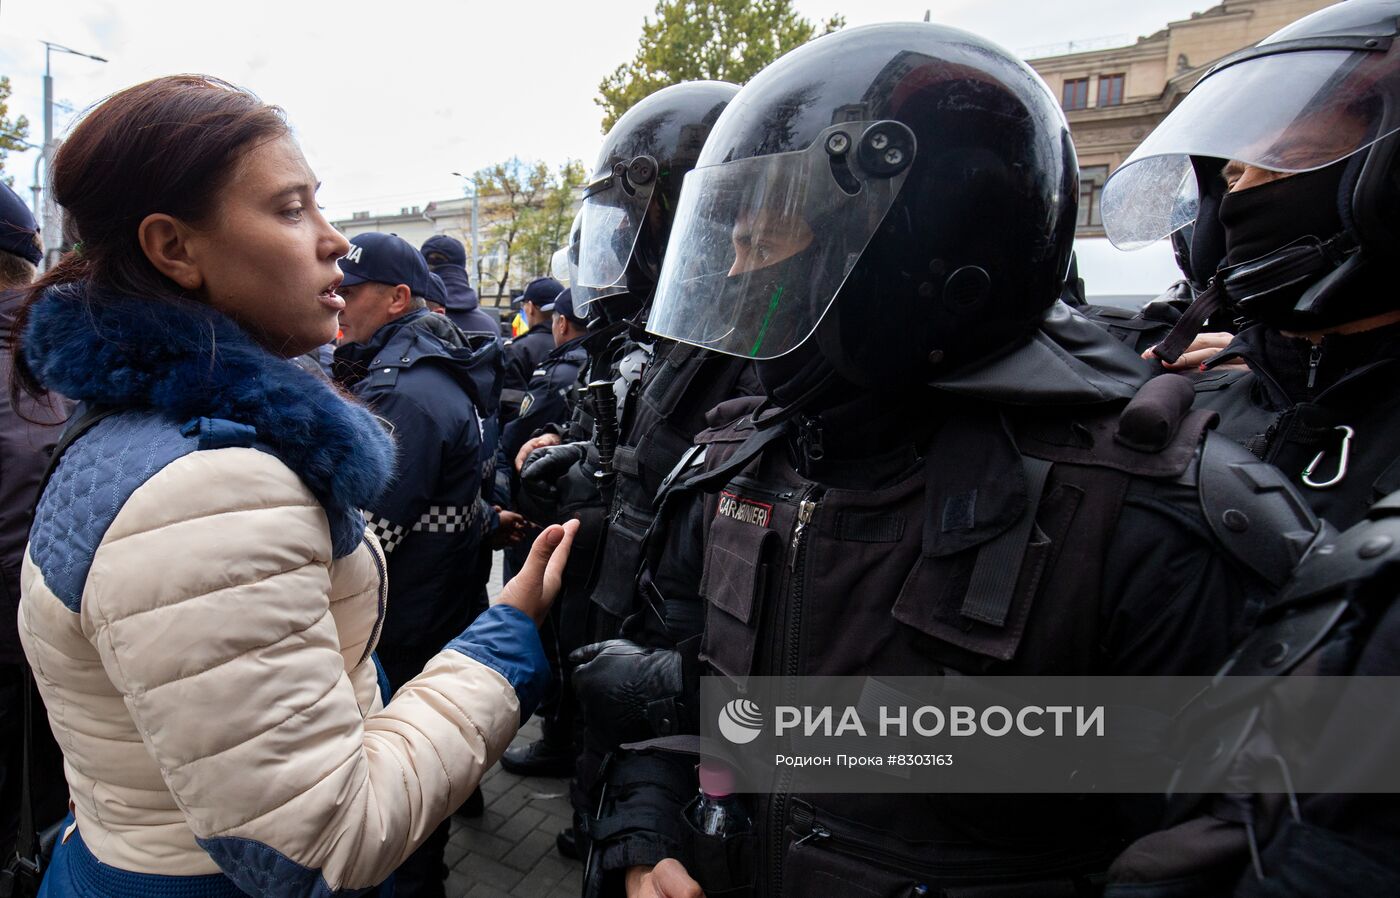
[
  {"x1": 1027, "y1": 0, "x2": 1335, "y2": 236},
  {"x1": 332, "y1": 191, "x2": 583, "y2": 304}
]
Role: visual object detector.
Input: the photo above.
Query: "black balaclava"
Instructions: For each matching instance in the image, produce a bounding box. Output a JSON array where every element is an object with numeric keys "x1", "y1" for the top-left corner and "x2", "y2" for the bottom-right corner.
[
  {"x1": 744, "y1": 236, "x2": 848, "y2": 408},
  {"x1": 1218, "y1": 160, "x2": 1347, "y2": 267}
]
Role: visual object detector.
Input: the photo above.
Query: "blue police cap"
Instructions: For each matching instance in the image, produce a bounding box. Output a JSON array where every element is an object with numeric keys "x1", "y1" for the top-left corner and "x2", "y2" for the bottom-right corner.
[
  {"x1": 520, "y1": 276, "x2": 564, "y2": 307},
  {"x1": 338, "y1": 232, "x2": 433, "y2": 297}
]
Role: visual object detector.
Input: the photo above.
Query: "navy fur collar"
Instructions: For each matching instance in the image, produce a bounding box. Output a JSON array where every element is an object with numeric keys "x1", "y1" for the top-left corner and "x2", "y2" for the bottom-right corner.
[{"x1": 24, "y1": 285, "x2": 395, "y2": 516}]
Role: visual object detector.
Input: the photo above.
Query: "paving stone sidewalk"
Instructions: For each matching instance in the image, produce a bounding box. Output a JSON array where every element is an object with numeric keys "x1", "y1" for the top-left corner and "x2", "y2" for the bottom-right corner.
[{"x1": 444, "y1": 716, "x2": 581, "y2": 898}]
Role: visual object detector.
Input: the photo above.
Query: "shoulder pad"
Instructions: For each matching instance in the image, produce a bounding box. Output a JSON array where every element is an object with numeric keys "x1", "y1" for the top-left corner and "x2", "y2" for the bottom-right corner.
[
  {"x1": 617, "y1": 346, "x2": 650, "y2": 385},
  {"x1": 693, "y1": 396, "x2": 766, "y2": 446},
  {"x1": 365, "y1": 365, "x2": 400, "y2": 390},
  {"x1": 1017, "y1": 374, "x2": 1216, "y2": 479},
  {"x1": 1197, "y1": 430, "x2": 1322, "y2": 589},
  {"x1": 1273, "y1": 493, "x2": 1400, "y2": 611}
]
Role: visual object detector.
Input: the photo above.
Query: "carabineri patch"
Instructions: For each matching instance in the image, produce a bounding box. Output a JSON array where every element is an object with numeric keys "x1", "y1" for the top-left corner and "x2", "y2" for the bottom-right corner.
[{"x1": 717, "y1": 490, "x2": 773, "y2": 527}]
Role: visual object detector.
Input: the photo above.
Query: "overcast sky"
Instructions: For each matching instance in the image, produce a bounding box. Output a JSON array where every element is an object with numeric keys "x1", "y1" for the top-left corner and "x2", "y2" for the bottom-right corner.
[{"x1": 2, "y1": 0, "x2": 1218, "y2": 218}]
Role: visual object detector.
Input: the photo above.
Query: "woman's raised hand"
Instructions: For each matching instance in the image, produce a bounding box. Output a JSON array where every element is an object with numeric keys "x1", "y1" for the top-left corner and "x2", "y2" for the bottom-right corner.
[{"x1": 495, "y1": 519, "x2": 580, "y2": 625}]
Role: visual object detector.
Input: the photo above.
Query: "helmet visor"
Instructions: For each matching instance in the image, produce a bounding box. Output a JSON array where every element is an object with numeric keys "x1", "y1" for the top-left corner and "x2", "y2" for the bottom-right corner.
[
  {"x1": 1102, "y1": 48, "x2": 1399, "y2": 249},
  {"x1": 573, "y1": 159, "x2": 657, "y2": 312},
  {"x1": 647, "y1": 121, "x2": 912, "y2": 360}
]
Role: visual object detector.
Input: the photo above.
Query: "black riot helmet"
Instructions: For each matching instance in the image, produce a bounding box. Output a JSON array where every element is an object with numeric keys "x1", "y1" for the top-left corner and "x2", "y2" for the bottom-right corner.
[
  {"x1": 644, "y1": 23, "x2": 1079, "y2": 390},
  {"x1": 1103, "y1": 0, "x2": 1400, "y2": 340},
  {"x1": 572, "y1": 80, "x2": 739, "y2": 324}
]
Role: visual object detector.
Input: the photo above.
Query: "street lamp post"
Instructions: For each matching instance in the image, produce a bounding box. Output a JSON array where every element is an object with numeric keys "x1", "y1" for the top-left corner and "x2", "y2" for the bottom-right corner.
[
  {"x1": 38, "y1": 41, "x2": 106, "y2": 270},
  {"x1": 450, "y1": 171, "x2": 481, "y2": 299}
]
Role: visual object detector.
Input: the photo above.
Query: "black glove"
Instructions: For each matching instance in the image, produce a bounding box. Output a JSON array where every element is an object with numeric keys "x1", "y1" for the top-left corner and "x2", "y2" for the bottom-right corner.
[
  {"x1": 571, "y1": 639, "x2": 690, "y2": 746},
  {"x1": 517, "y1": 441, "x2": 589, "y2": 521}
]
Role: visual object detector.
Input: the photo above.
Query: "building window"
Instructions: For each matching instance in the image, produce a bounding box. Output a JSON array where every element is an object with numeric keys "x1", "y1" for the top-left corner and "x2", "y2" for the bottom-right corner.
[
  {"x1": 1078, "y1": 166, "x2": 1110, "y2": 229},
  {"x1": 1062, "y1": 77, "x2": 1089, "y2": 110},
  {"x1": 1098, "y1": 73, "x2": 1125, "y2": 107}
]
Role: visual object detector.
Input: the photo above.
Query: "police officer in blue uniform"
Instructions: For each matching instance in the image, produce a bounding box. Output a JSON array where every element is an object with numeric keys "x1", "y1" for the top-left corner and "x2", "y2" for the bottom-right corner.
[
  {"x1": 497, "y1": 289, "x2": 595, "y2": 776},
  {"x1": 421, "y1": 234, "x2": 500, "y2": 342},
  {"x1": 332, "y1": 231, "x2": 493, "y2": 897},
  {"x1": 501, "y1": 277, "x2": 563, "y2": 425},
  {"x1": 499, "y1": 288, "x2": 591, "y2": 468}
]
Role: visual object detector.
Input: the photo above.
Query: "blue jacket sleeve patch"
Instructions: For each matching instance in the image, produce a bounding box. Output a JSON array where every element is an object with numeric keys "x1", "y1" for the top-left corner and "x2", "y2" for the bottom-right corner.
[
  {"x1": 198, "y1": 835, "x2": 370, "y2": 897},
  {"x1": 444, "y1": 604, "x2": 549, "y2": 723}
]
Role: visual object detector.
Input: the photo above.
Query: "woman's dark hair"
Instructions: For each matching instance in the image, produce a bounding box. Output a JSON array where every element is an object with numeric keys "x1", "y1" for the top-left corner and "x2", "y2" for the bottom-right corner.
[{"x1": 11, "y1": 74, "x2": 289, "y2": 400}]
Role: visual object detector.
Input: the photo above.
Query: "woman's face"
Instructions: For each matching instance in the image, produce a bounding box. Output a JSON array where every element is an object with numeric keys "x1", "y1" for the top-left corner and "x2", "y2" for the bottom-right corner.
[{"x1": 186, "y1": 135, "x2": 350, "y2": 357}]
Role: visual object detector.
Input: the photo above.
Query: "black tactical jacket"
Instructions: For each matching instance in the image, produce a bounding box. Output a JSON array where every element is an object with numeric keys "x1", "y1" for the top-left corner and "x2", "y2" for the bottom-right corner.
[
  {"x1": 501, "y1": 323, "x2": 555, "y2": 424},
  {"x1": 1108, "y1": 491, "x2": 1400, "y2": 898},
  {"x1": 499, "y1": 335, "x2": 588, "y2": 466},
  {"x1": 1193, "y1": 321, "x2": 1400, "y2": 529},
  {"x1": 586, "y1": 303, "x2": 1322, "y2": 897}
]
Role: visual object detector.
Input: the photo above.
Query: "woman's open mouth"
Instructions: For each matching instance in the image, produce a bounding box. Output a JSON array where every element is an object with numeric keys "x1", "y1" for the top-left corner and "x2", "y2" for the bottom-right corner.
[{"x1": 318, "y1": 277, "x2": 345, "y2": 311}]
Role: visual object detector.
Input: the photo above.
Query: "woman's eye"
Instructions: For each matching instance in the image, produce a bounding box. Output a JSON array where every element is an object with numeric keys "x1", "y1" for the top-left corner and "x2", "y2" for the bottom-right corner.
[{"x1": 282, "y1": 206, "x2": 305, "y2": 221}]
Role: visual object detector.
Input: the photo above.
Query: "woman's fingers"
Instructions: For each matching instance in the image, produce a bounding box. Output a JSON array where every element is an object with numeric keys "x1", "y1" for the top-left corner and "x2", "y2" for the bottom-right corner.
[
  {"x1": 543, "y1": 519, "x2": 580, "y2": 595},
  {"x1": 496, "y1": 519, "x2": 580, "y2": 624}
]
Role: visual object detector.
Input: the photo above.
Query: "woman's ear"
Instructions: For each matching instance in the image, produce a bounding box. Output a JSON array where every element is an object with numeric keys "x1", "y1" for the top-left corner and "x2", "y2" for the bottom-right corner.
[{"x1": 138, "y1": 213, "x2": 203, "y2": 291}]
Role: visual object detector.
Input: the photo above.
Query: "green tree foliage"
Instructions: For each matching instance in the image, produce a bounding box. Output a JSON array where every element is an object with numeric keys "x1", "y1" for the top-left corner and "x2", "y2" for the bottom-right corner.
[
  {"x1": 516, "y1": 160, "x2": 586, "y2": 283},
  {"x1": 475, "y1": 158, "x2": 584, "y2": 300},
  {"x1": 598, "y1": 0, "x2": 844, "y2": 132},
  {"x1": 0, "y1": 76, "x2": 33, "y2": 185}
]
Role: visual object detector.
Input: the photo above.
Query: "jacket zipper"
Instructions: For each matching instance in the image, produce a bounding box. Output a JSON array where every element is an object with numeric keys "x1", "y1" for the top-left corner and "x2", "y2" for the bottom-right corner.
[
  {"x1": 1306, "y1": 343, "x2": 1323, "y2": 391},
  {"x1": 356, "y1": 533, "x2": 391, "y2": 669},
  {"x1": 769, "y1": 486, "x2": 821, "y2": 897},
  {"x1": 726, "y1": 476, "x2": 797, "y2": 503}
]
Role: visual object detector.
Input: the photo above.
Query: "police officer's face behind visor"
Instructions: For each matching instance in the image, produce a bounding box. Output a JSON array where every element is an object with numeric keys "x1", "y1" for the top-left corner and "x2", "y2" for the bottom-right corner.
[
  {"x1": 728, "y1": 207, "x2": 814, "y2": 276},
  {"x1": 1221, "y1": 106, "x2": 1370, "y2": 193}
]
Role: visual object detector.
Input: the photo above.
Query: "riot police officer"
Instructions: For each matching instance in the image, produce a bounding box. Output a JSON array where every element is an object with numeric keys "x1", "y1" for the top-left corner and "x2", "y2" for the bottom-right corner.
[
  {"x1": 1093, "y1": 5, "x2": 1400, "y2": 892},
  {"x1": 507, "y1": 80, "x2": 763, "y2": 860},
  {"x1": 571, "y1": 22, "x2": 1325, "y2": 897},
  {"x1": 1103, "y1": 0, "x2": 1400, "y2": 530}
]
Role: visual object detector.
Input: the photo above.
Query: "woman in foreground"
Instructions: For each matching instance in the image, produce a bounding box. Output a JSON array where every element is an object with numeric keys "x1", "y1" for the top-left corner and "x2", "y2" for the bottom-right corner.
[{"x1": 14, "y1": 74, "x2": 576, "y2": 897}]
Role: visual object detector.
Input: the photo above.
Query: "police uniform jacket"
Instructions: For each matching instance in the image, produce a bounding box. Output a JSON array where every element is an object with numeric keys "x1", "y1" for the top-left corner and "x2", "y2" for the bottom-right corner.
[
  {"x1": 334, "y1": 309, "x2": 487, "y2": 669},
  {"x1": 501, "y1": 323, "x2": 555, "y2": 424},
  {"x1": 499, "y1": 335, "x2": 589, "y2": 466}
]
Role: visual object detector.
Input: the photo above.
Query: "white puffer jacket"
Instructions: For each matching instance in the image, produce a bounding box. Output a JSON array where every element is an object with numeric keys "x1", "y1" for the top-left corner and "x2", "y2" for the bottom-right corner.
[{"x1": 18, "y1": 287, "x2": 548, "y2": 896}]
